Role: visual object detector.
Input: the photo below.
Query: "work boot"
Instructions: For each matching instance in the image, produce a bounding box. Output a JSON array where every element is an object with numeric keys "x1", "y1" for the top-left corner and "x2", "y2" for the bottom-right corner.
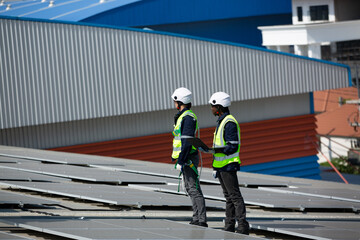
[
  {"x1": 189, "y1": 220, "x2": 199, "y2": 225},
  {"x1": 223, "y1": 225, "x2": 235, "y2": 232},
  {"x1": 198, "y1": 222, "x2": 208, "y2": 227},
  {"x1": 236, "y1": 222, "x2": 250, "y2": 235},
  {"x1": 236, "y1": 228, "x2": 249, "y2": 235}
]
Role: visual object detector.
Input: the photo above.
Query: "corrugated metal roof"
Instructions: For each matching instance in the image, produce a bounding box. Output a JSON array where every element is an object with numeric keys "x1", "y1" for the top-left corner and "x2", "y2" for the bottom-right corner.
[{"x1": 0, "y1": 17, "x2": 350, "y2": 130}]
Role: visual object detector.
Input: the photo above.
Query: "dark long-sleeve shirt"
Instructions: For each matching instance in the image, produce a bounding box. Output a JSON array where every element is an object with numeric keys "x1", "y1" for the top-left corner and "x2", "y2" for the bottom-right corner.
[
  {"x1": 174, "y1": 108, "x2": 198, "y2": 166},
  {"x1": 214, "y1": 112, "x2": 240, "y2": 172}
]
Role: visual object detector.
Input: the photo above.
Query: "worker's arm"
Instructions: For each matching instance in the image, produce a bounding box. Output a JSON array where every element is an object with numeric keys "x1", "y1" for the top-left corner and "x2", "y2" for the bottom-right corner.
[
  {"x1": 177, "y1": 115, "x2": 197, "y2": 165},
  {"x1": 222, "y1": 121, "x2": 239, "y2": 155}
]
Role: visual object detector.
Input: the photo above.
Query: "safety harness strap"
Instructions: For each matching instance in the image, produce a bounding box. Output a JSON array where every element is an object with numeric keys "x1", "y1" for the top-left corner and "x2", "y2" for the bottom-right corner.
[{"x1": 175, "y1": 161, "x2": 199, "y2": 192}]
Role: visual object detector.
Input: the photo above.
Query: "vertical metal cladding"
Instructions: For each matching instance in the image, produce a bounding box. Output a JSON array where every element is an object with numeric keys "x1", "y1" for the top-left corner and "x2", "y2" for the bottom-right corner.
[{"x1": 0, "y1": 17, "x2": 349, "y2": 130}]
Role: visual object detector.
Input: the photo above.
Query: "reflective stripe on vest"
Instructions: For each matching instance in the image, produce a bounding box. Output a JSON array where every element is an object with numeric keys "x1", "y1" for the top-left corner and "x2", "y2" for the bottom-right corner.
[
  {"x1": 212, "y1": 115, "x2": 241, "y2": 168},
  {"x1": 171, "y1": 110, "x2": 198, "y2": 159}
]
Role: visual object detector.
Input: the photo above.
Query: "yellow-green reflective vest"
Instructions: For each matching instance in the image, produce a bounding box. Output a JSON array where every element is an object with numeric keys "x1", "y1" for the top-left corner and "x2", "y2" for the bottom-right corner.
[
  {"x1": 172, "y1": 110, "x2": 198, "y2": 159},
  {"x1": 212, "y1": 114, "x2": 241, "y2": 168}
]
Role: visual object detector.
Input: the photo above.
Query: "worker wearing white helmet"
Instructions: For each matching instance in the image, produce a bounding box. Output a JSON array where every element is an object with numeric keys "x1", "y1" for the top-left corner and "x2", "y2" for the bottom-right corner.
[
  {"x1": 171, "y1": 87, "x2": 192, "y2": 106},
  {"x1": 207, "y1": 91, "x2": 249, "y2": 235},
  {"x1": 208, "y1": 91, "x2": 231, "y2": 108},
  {"x1": 171, "y1": 87, "x2": 207, "y2": 227}
]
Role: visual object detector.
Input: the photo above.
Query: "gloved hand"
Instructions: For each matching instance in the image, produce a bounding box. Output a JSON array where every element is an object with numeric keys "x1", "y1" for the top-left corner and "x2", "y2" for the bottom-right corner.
[
  {"x1": 175, "y1": 163, "x2": 183, "y2": 172},
  {"x1": 212, "y1": 170, "x2": 218, "y2": 179}
]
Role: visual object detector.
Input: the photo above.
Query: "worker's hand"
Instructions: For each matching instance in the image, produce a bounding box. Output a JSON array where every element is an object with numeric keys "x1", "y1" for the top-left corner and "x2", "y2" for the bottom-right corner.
[
  {"x1": 175, "y1": 163, "x2": 183, "y2": 172},
  {"x1": 212, "y1": 170, "x2": 218, "y2": 179},
  {"x1": 171, "y1": 157, "x2": 177, "y2": 162}
]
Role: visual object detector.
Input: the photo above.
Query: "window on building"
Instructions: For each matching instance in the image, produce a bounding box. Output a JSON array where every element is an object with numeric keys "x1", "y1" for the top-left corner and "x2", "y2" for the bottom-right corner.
[
  {"x1": 297, "y1": 7, "x2": 303, "y2": 22},
  {"x1": 310, "y1": 5, "x2": 329, "y2": 21}
]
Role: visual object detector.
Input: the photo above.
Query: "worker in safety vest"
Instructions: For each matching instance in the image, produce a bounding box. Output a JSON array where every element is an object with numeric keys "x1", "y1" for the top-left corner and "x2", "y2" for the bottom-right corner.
[
  {"x1": 208, "y1": 91, "x2": 249, "y2": 235},
  {"x1": 171, "y1": 87, "x2": 207, "y2": 227}
]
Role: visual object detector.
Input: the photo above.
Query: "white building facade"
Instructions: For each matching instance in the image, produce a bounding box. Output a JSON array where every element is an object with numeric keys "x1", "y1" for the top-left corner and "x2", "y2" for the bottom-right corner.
[
  {"x1": 259, "y1": 0, "x2": 360, "y2": 164},
  {"x1": 259, "y1": 0, "x2": 360, "y2": 60}
]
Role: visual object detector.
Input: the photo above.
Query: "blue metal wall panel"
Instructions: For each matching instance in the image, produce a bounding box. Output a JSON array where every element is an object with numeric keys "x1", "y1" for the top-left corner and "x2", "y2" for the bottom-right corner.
[
  {"x1": 142, "y1": 14, "x2": 291, "y2": 47},
  {"x1": 0, "y1": 0, "x2": 291, "y2": 46},
  {"x1": 1, "y1": 0, "x2": 291, "y2": 24},
  {"x1": 241, "y1": 156, "x2": 321, "y2": 179},
  {"x1": 309, "y1": 92, "x2": 314, "y2": 114},
  {"x1": 84, "y1": 0, "x2": 292, "y2": 27}
]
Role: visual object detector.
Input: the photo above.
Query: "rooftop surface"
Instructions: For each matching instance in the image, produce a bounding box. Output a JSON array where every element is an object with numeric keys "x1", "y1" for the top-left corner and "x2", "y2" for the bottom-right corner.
[{"x1": 0, "y1": 145, "x2": 359, "y2": 240}]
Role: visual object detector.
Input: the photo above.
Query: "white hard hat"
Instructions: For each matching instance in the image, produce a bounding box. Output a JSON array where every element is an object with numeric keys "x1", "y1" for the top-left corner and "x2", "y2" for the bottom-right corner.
[
  {"x1": 209, "y1": 92, "x2": 231, "y2": 107},
  {"x1": 171, "y1": 87, "x2": 192, "y2": 104}
]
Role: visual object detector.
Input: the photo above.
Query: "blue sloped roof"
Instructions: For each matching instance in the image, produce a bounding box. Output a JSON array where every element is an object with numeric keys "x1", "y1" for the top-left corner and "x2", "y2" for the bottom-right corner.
[
  {"x1": 0, "y1": 0, "x2": 291, "y2": 24},
  {"x1": 0, "y1": 0, "x2": 141, "y2": 21}
]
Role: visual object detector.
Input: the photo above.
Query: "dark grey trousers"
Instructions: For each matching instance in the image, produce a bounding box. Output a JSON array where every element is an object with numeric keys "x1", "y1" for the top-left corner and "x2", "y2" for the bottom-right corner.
[
  {"x1": 182, "y1": 155, "x2": 207, "y2": 223},
  {"x1": 218, "y1": 171, "x2": 249, "y2": 232}
]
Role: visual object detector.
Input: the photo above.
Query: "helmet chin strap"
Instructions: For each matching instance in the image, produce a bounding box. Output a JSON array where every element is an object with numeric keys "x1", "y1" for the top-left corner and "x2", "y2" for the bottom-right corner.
[
  {"x1": 215, "y1": 106, "x2": 221, "y2": 116},
  {"x1": 176, "y1": 101, "x2": 183, "y2": 110}
]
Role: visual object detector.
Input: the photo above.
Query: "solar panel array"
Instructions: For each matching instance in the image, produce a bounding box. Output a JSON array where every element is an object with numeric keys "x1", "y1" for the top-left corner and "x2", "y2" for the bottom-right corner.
[
  {"x1": 0, "y1": 190, "x2": 59, "y2": 205},
  {"x1": 1, "y1": 145, "x2": 360, "y2": 240},
  {"x1": 1, "y1": 217, "x2": 257, "y2": 240}
]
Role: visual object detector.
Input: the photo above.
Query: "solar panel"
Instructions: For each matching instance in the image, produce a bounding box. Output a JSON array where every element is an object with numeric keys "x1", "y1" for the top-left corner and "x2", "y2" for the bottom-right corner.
[
  {"x1": 0, "y1": 161, "x2": 170, "y2": 185},
  {"x1": 92, "y1": 163, "x2": 292, "y2": 187},
  {"x1": 259, "y1": 186, "x2": 360, "y2": 203},
  {"x1": 0, "y1": 168, "x2": 70, "y2": 182},
  {"x1": 2, "y1": 145, "x2": 360, "y2": 240},
  {"x1": 0, "y1": 145, "x2": 137, "y2": 166},
  {"x1": 0, "y1": 181, "x2": 224, "y2": 209},
  {"x1": 0, "y1": 145, "x2": 296, "y2": 187},
  {"x1": 0, "y1": 156, "x2": 18, "y2": 163},
  {"x1": 0, "y1": 190, "x2": 59, "y2": 205},
  {"x1": 128, "y1": 184, "x2": 360, "y2": 212},
  {"x1": 0, "y1": 217, "x2": 261, "y2": 240},
  {"x1": 250, "y1": 220, "x2": 360, "y2": 240},
  {"x1": 0, "y1": 231, "x2": 35, "y2": 240}
]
